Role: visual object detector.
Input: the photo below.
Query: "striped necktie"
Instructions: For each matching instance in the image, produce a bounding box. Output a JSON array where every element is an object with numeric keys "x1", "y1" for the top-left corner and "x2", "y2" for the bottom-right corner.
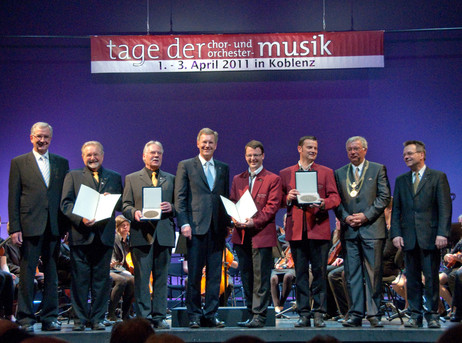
[{"x1": 39, "y1": 156, "x2": 50, "y2": 187}]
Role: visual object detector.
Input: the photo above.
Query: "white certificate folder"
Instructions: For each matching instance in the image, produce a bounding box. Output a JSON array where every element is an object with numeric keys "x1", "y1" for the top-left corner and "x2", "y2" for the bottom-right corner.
[
  {"x1": 142, "y1": 187, "x2": 162, "y2": 220},
  {"x1": 72, "y1": 184, "x2": 121, "y2": 222},
  {"x1": 220, "y1": 190, "x2": 257, "y2": 223},
  {"x1": 295, "y1": 171, "x2": 321, "y2": 204}
]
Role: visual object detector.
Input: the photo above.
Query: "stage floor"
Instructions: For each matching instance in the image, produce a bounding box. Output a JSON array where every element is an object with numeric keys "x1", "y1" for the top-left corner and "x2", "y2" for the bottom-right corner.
[{"x1": 30, "y1": 315, "x2": 456, "y2": 343}]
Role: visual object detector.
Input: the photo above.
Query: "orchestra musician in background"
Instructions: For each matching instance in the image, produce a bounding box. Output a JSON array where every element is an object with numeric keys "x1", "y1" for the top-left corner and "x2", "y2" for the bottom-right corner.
[{"x1": 108, "y1": 215, "x2": 135, "y2": 322}]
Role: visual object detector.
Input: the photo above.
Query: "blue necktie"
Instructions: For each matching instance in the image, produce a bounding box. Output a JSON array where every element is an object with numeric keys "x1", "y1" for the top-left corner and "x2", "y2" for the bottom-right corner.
[{"x1": 205, "y1": 162, "x2": 214, "y2": 190}]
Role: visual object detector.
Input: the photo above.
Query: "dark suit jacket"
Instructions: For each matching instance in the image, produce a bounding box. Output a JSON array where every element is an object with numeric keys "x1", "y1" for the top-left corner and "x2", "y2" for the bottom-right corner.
[
  {"x1": 280, "y1": 163, "x2": 340, "y2": 241},
  {"x1": 8, "y1": 152, "x2": 69, "y2": 237},
  {"x1": 61, "y1": 166, "x2": 123, "y2": 247},
  {"x1": 390, "y1": 167, "x2": 452, "y2": 251},
  {"x1": 230, "y1": 168, "x2": 282, "y2": 248},
  {"x1": 335, "y1": 161, "x2": 391, "y2": 240},
  {"x1": 175, "y1": 156, "x2": 229, "y2": 237},
  {"x1": 123, "y1": 168, "x2": 176, "y2": 248}
]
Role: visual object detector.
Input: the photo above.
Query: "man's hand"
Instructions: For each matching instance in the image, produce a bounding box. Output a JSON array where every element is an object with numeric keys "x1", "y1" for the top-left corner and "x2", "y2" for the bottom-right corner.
[
  {"x1": 435, "y1": 235, "x2": 448, "y2": 250},
  {"x1": 160, "y1": 202, "x2": 172, "y2": 213},
  {"x1": 135, "y1": 210, "x2": 142, "y2": 222},
  {"x1": 82, "y1": 218, "x2": 96, "y2": 227},
  {"x1": 287, "y1": 189, "x2": 299, "y2": 204},
  {"x1": 181, "y1": 225, "x2": 192, "y2": 240},
  {"x1": 11, "y1": 232, "x2": 23, "y2": 247},
  {"x1": 393, "y1": 236, "x2": 404, "y2": 249},
  {"x1": 235, "y1": 218, "x2": 254, "y2": 229},
  {"x1": 310, "y1": 199, "x2": 325, "y2": 210},
  {"x1": 332, "y1": 257, "x2": 343, "y2": 267}
]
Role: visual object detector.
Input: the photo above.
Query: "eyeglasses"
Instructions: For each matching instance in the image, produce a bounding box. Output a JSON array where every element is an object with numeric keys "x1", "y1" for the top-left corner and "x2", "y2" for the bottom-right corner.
[
  {"x1": 245, "y1": 154, "x2": 263, "y2": 158},
  {"x1": 32, "y1": 135, "x2": 51, "y2": 140},
  {"x1": 403, "y1": 151, "x2": 422, "y2": 158},
  {"x1": 347, "y1": 147, "x2": 364, "y2": 152}
]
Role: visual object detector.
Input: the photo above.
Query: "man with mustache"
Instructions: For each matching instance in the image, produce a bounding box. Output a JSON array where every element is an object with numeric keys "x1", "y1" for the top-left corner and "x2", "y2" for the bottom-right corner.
[
  {"x1": 123, "y1": 141, "x2": 175, "y2": 329},
  {"x1": 279, "y1": 136, "x2": 340, "y2": 328},
  {"x1": 8, "y1": 122, "x2": 69, "y2": 332},
  {"x1": 175, "y1": 128, "x2": 229, "y2": 328},
  {"x1": 335, "y1": 136, "x2": 391, "y2": 328},
  {"x1": 61, "y1": 141, "x2": 123, "y2": 331}
]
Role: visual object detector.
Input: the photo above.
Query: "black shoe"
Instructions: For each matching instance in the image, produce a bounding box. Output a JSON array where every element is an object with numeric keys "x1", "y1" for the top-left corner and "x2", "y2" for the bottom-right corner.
[
  {"x1": 102, "y1": 319, "x2": 114, "y2": 326},
  {"x1": 72, "y1": 323, "x2": 86, "y2": 331},
  {"x1": 203, "y1": 317, "x2": 225, "y2": 328},
  {"x1": 450, "y1": 315, "x2": 462, "y2": 323},
  {"x1": 342, "y1": 318, "x2": 362, "y2": 327},
  {"x1": 152, "y1": 319, "x2": 170, "y2": 330},
  {"x1": 313, "y1": 313, "x2": 326, "y2": 328},
  {"x1": 189, "y1": 320, "x2": 200, "y2": 329},
  {"x1": 368, "y1": 317, "x2": 383, "y2": 328},
  {"x1": 237, "y1": 319, "x2": 252, "y2": 327},
  {"x1": 42, "y1": 321, "x2": 61, "y2": 331},
  {"x1": 404, "y1": 318, "x2": 423, "y2": 328},
  {"x1": 247, "y1": 317, "x2": 265, "y2": 328},
  {"x1": 294, "y1": 316, "x2": 311, "y2": 328},
  {"x1": 427, "y1": 319, "x2": 441, "y2": 329},
  {"x1": 92, "y1": 322, "x2": 106, "y2": 330},
  {"x1": 21, "y1": 324, "x2": 35, "y2": 333}
]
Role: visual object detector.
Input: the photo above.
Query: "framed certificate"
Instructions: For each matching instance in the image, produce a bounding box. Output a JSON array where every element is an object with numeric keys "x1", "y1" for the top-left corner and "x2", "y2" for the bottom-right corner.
[
  {"x1": 141, "y1": 187, "x2": 162, "y2": 220},
  {"x1": 295, "y1": 171, "x2": 321, "y2": 204}
]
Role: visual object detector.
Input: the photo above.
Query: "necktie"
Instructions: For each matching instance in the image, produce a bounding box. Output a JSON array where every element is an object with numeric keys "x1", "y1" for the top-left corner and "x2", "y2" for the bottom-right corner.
[
  {"x1": 152, "y1": 171, "x2": 158, "y2": 187},
  {"x1": 205, "y1": 162, "x2": 214, "y2": 190},
  {"x1": 413, "y1": 172, "x2": 420, "y2": 194},
  {"x1": 354, "y1": 167, "x2": 360, "y2": 183},
  {"x1": 93, "y1": 171, "x2": 99, "y2": 183},
  {"x1": 39, "y1": 156, "x2": 50, "y2": 187},
  {"x1": 249, "y1": 172, "x2": 256, "y2": 193}
]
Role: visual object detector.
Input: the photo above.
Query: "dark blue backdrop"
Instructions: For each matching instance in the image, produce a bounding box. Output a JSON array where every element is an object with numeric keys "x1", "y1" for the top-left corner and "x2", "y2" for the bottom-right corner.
[{"x1": 1, "y1": 1, "x2": 461, "y2": 235}]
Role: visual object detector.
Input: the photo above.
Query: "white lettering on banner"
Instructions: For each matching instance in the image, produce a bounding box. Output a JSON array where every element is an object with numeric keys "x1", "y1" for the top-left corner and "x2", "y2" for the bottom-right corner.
[{"x1": 92, "y1": 31, "x2": 383, "y2": 73}]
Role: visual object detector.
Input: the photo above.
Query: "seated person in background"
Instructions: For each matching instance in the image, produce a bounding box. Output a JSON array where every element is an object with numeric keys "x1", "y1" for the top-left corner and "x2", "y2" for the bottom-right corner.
[
  {"x1": 184, "y1": 244, "x2": 238, "y2": 307},
  {"x1": 441, "y1": 237, "x2": 462, "y2": 312},
  {"x1": 5, "y1": 223, "x2": 44, "y2": 290},
  {"x1": 325, "y1": 218, "x2": 349, "y2": 319},
  {"x1": 271, "y1": 216, "x2": 296, "y2": 315},
  {"x1": 0, "y1": 236, "x2": 16, "y2": 322},
  {"x1": 108, "y1": 215, "x2": 135, "y2": 322}
]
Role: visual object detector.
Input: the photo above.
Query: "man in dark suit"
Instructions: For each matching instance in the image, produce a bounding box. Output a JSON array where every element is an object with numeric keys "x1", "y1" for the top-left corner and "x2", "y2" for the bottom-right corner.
[
  {"x1": 231, "y1": 140, "x2": 282, "y2": 328},
  {"x1": 123, "y1": 140, "x2": 176, "y2": 329},
  {"x1": 391, "y1": 140, "x2": 451, "y2": 328},
  {"x1": 280, "y1": 136, "x2": 341, "y2": 328},
  {"x1": 174, "y1": 128, "x2": 229, "y2": 328},
  {"x1": 61, "y1": 141, "x2": 123, "y2": 331},
  {"x1": 335, "y1": 136, "x2": 391, "y2": 328},
  {"x1": 8, "y1": 122, "x2": 69, "y2": 332}
]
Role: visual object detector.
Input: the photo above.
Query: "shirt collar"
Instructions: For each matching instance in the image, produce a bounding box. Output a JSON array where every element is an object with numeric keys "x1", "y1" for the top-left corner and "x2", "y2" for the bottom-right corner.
[
  {"x1": 298, "y1": 161, "x2": 314, "y2": 171},
  {"x1": 32, "y1": 149, "x2": 49, "y2": 160},
  {"x1": 249, "y1": 165, "x2": 263, "y2": 177},
  {"x1": 198, "y1": 155, "x2": 214, "y2": 167},
  {"x1": 415, "y1": 165, "x2": 426, "y2": 177}
]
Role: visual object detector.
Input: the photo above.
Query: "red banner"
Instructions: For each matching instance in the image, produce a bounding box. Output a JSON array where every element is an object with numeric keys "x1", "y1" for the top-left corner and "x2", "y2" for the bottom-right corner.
[{"x1": 91, "y1": 31, "x2": 384, "y2": 73}]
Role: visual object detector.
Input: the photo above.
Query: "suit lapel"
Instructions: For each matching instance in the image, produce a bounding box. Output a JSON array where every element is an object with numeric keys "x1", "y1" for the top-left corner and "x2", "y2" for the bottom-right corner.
[
  {"x1": 414, "y1": 168, "x2": 430, "y2": 196},
  {"x1": 252, "y1": 170, "x2": 264, "y2": 198},
  {"x1": 158, "y1": 170, "x2": 167, "y2": 187},
  {"x1": 28, "y1": 152, "x2": 48, "y2": 188},
  {"x1": 83, "y1": 168, "x2": 98, "y2": 191},
  {"x1": 195, "y1": 157, "x2": 209, "y2": 189},
  {"x1": 140, "y1": 169, "x2": 153, "y2": 187}
]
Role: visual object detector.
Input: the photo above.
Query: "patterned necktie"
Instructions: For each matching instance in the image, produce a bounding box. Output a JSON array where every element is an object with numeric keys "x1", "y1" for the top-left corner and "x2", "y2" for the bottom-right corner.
[
  {"x1": 354, "y1": 167, "x2": 360, "y2": 183},
  {"x1": 249, "y1": 172, "x2": 256, "y2": 193},
  {"x1": 93, "y1": 171, "x2": 99, "y2": 183},
  {"x1": 413, "y1": 172, "x2": 420, "y2": 194},
  {"x1": 39, "y1": 156, "x2": 50, "y2": 187},
  {"x1": 152, "y1": 171, "x2": 158, "y2": 187},
  {"x1": 205, "y1": 162, "x2": 214, "y2": 190}
]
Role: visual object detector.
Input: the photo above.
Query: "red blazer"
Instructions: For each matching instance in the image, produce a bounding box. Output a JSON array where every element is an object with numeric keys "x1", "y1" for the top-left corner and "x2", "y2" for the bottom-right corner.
[
  {"x1": 279, "y1": 163, "x2": 340, "y2": 241},
  {"x1": 230, "y1": 168, "x2": 282, "y2": 248}
]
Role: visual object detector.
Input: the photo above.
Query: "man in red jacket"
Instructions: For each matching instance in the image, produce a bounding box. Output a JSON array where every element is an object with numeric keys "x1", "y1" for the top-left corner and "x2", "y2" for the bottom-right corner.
[
  {"x1": 280, "y1": 136, "x2": 340, "y2": 328},
  {"x1": 231, "y1": 140, "x2": 282, "y2": 328}
]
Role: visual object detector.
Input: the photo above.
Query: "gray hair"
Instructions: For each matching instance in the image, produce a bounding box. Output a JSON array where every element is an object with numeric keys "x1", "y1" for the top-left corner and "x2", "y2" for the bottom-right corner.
[
  {"x1": 81, "y1": 141, "x2": 104, "y2": 155},
  {"x1": 143, "y1": 140, "x2": 164, "y2": 154},
  {"x1": 31, "y1": 122, "x2": 53, "y2": 137},
  {"x1": 346, "y1": 136, "x2": 368, "y2": 150}
]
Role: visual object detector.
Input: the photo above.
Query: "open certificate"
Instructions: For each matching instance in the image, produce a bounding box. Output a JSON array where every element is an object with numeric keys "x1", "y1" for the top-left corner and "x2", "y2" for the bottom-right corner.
[
  {"x1": 72, "y1": 184, "x2": 121, "y2": 222},
  {"x1": 220, "y1": 190, "x2": 257, "y2": 223},
  {"x1": 295, "y1": 171, "x2": 321, "y2": 204},
  {"x1": 141, "y1": 187, "x2": 162, "y2": 220}
]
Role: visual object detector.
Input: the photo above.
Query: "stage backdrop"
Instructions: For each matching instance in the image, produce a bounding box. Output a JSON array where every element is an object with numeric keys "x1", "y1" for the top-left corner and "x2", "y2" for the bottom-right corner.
[{"x1": 1, "y1": 1, "x2": 461, "y2": 236}]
